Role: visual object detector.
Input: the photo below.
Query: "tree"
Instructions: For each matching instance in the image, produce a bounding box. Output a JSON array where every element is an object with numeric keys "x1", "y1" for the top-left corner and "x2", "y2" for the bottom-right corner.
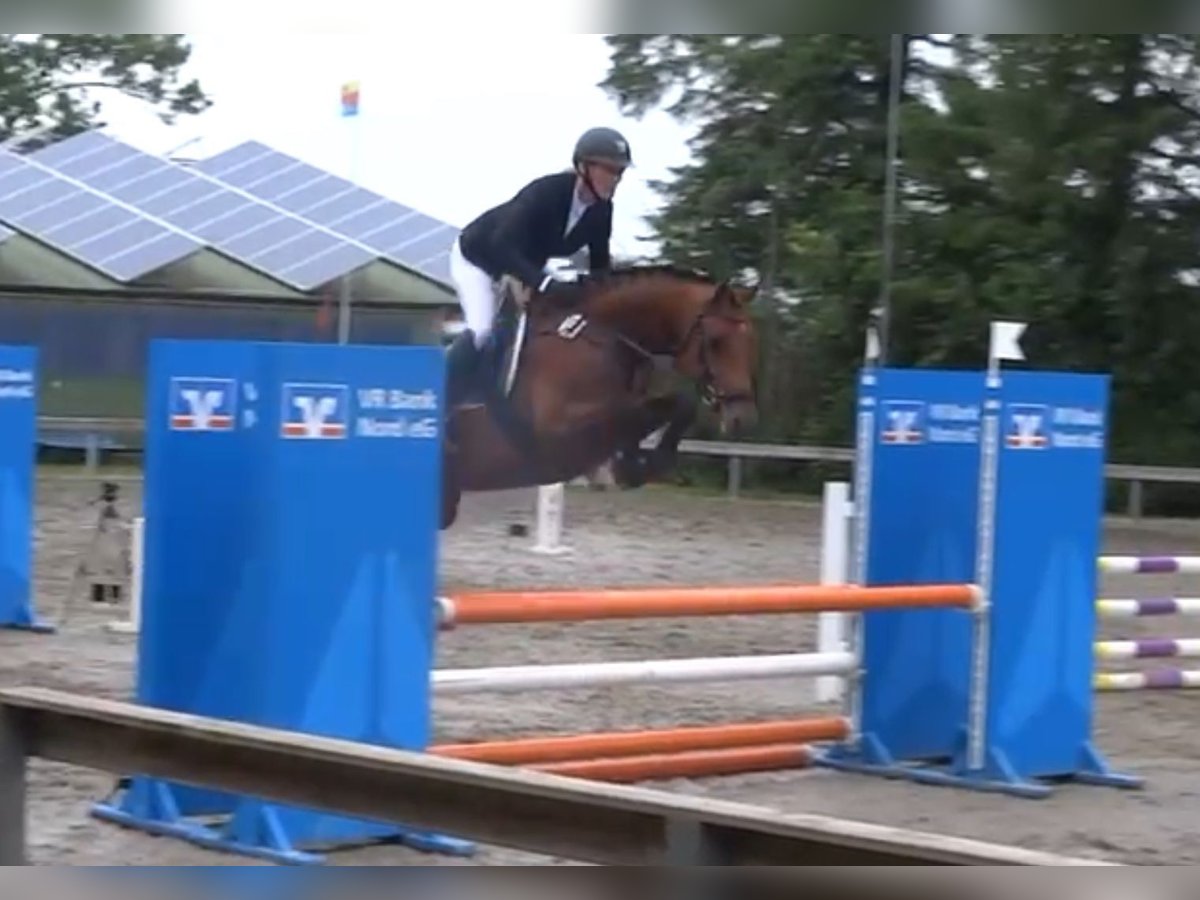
[
  {"x1": 601, "y1": 34, "x2": 1200, "y2": 477},
  {"x1": 906, "y1": 35, "x2": 1200, "y2": 462},
  {"x1": 601, "y1": 35, "x2": 926, "y2": 444},
  {"x1": 0, "y1": 34, "x2": 210, "y2": 148}
]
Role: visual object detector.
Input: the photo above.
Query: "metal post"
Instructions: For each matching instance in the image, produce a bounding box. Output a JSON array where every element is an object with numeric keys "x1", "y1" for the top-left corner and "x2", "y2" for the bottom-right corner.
[
  {"x1": 0, "y1": 705, "x2": 27, "y2": 864},
  {"x1": 337, "y1": 280, "x2": 352, "y2": 345},
  {"x1": 873, "y1": 33, "x2": 905, "y2": 365},
  {"x1": 1127, "y1": 480, "x2": 1144, "y2": 520},
  {"x1": 726, "y1": 457, "x2": 743, "y2": 499},
  {"x1": 85, "y1": 433, "x2": 99, "y2": 473}
]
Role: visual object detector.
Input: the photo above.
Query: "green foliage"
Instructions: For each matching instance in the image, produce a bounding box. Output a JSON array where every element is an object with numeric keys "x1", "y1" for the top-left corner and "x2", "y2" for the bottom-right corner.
[
  {"x1": 0, "y1": 34, "x2": 210, "y2": 147},
  {"x1": 601, "y1": 34, "x2": 1200, "y2": 479}
]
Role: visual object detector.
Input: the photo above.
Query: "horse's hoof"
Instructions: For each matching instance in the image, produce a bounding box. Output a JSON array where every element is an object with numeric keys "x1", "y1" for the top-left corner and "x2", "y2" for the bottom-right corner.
[
  {"x1": 440, "y1": 494, "x2": 461, "y2": 530},
  {"x1": 612, "y1": 452, "x2": 648, "y2": 489},
  {"x1": 644, "y1": 452, "x2": 676, "y2": 483}
]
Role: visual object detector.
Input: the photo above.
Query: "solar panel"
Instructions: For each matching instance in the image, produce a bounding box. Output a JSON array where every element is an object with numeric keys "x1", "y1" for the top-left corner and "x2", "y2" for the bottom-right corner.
[
  {"x1": 32, "y1": 132, "x2": 377, "y2": 291},
  {"x1": 194, "y1": 141, "x2": 456, "y2": 285},
  {"x1": 0, "y1": 151, "x2": 202, "y2": 281}
]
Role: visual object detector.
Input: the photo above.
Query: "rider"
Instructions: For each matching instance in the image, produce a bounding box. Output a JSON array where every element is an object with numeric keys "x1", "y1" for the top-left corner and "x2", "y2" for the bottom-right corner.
[{"x1": 444, "y1": 126, "x2": 633, "y2": 407}]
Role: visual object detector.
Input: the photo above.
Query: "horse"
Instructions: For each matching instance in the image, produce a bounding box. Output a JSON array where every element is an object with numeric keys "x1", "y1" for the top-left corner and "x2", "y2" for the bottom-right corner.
[{"x1": 440, "y1": 264, "x2": 759, "y2": 529}]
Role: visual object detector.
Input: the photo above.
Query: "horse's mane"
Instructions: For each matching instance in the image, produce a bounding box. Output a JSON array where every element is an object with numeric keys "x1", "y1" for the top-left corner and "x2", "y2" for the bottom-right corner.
[
  {"x1": 516, "y1": 262, "x2": 721, "y2": 315},
  {"x1": 582, "y1": 263, "x2": 717, "y2": 289},
  {"x1": 550, "y1": 264, "x2": 720, "y2": 310}
]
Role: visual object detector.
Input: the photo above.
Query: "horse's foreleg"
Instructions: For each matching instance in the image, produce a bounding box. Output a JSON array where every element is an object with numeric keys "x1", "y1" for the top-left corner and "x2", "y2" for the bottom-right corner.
[
  {"x1": 644, "y1": 390, "x2": 698, "y2": 480},
  {"x1": 611, "y1": 390, "x2": 697, "y2": 489}
]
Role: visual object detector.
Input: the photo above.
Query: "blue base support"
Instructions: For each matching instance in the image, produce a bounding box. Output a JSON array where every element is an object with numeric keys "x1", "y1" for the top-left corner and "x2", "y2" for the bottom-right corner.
[
  {"x1": 2, "y1": 617, "x2": 55, "y2": 634},
  {"x1": 812, "y1": 743, "x2": 1053, "y2": 800},
  {"x1": 814, "y1": 735, "x2": 1143, "y2": 800},
  {"x1": 1067, "y1": 740, "x2": 1145, "y2": 790},
  {"x1": 92, "y1": 776, "x2": 476, "y2": 866}
]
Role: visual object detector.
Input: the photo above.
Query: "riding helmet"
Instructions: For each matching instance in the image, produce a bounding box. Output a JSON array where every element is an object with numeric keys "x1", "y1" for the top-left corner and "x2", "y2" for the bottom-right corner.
[{"x1": 573, "y1": 127, "x2": 633, "y2": 169}]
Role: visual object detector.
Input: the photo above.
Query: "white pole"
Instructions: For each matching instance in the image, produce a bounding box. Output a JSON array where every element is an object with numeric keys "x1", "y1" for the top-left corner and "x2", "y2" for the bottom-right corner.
[
  {"x1": 432, "y1": 651, "x2": 857, "y2": 695},
  {"x1": 530, "y1": 483, "x2": 571, "y2": 556},
  {"x1": 816, "y1": 482, "x2": 852, "y2": 703},
  {"x1": 107, "y1": 516, "x2": 142, "y2": 635}
]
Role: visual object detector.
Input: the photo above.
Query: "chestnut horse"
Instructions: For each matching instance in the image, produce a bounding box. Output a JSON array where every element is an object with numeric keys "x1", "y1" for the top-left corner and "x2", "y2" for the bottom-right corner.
[{"x1": 441, "y1": 265, "x2": 759, "y2": 529}]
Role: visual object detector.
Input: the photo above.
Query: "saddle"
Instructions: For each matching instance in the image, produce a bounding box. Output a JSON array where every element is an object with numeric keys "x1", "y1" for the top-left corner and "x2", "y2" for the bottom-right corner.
[
  {"x1": 454, "y1": 275, "x2": 594, "y2": 463},
  {"x1": 480, "y1": 275, "x2": 587, "y2": 400}
]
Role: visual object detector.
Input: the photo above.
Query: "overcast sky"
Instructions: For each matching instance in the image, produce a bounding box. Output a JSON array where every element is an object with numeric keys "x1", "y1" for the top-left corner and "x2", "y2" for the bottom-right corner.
[{"x1": 99, "y1": 19, "x2": 693, "y2": 260}]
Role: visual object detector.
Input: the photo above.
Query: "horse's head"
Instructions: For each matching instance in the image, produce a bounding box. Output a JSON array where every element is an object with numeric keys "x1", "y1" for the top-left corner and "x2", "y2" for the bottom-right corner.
[
  {"x1": 580, "y1": 265, "x2": 760, "y2": 435},
  {"x1": 677, "y1": 279, "x2": 759, "y2": 435}
]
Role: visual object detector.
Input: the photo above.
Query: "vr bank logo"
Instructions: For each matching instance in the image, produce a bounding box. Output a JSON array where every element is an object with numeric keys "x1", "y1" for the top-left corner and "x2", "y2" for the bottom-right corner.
[
  {"x1": 880, "y1": 401, "x2": 924, "y2": 445},
  {"x1": 281, "y1": 383, "x2": 349, "y2": 439},
  {"x1": 1006, "y1": 404, "x2": 1048, "y2": 450},
  {"x1": 170, "y1": 378, "x2": 236, "y2": 431}
]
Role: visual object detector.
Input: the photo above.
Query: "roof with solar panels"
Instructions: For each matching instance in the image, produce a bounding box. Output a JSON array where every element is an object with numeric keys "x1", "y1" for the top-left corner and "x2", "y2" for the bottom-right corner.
[{"x1": 0, "y1": 129, "x2": 457, "y2": 307}]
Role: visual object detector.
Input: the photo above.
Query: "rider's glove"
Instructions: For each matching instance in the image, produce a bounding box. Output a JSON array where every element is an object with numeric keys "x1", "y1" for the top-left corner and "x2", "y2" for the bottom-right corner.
[{"x1": 536, "y1": 270, "x2": 579, "y2": 295}]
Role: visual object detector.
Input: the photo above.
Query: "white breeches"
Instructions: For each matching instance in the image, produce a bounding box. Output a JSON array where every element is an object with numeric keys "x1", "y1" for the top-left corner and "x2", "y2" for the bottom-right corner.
[{"x1": 450, "y1": 237, "x2": 496, "y2": 348}]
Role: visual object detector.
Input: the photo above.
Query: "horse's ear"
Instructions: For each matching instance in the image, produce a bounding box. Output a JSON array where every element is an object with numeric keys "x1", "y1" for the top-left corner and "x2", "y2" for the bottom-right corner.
[
  {"x1": 735, "y1": 282, "x2": 759, "y2": 306},
  {"x1": 708, "y1": 280, "x2": 737, "y2": 311},
  {"x1": 712, "y1": 280, "x2": 756, "y2": 311}
]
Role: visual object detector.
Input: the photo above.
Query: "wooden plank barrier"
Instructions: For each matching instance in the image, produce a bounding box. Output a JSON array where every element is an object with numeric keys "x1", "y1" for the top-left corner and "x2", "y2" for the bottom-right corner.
[{"x1": 0, "y1": 687, "x2": 1117, "y2": 867}]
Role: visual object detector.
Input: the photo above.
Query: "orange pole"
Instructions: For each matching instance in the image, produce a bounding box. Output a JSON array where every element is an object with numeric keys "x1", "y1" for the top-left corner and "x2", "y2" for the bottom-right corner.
[
  {"x1": 441, "y1": 583, "x2": 978, "y2": 626},
  {"x1": 532, "y1": 744, "x2": 814, "y2": 783},
  {"x1": 433, "y1": 717, "x2": 850, "y2": 766}
]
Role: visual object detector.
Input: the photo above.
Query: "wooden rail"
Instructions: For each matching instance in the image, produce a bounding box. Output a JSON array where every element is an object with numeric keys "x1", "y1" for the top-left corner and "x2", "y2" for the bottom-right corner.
[{"x1": 0, "y1": 687, "x2": 1115, "y2": 867}]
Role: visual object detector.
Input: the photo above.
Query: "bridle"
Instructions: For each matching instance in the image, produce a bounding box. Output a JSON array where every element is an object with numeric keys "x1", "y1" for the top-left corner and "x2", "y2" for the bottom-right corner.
[
  {"x1": 679, "y1": 301, "x2": 754, "y2": 412},
  {"x1": 604, "y1": 280, "x2": 755, "y2": 414}
]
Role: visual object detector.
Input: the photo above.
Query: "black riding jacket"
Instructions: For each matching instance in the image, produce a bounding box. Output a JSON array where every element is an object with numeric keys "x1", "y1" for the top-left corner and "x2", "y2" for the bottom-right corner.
[{"x1": 458, "y1": 171, "x2": 613, "y2": 288}]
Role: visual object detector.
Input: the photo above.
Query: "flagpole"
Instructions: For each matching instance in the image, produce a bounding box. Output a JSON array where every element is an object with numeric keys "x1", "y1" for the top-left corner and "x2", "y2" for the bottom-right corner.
[
  {"x1": 338, "y1": 80, "x2": 361, "y2": 345},
  {"x1": 874, "y1": 33, "x2": 904, "y2": 365}
]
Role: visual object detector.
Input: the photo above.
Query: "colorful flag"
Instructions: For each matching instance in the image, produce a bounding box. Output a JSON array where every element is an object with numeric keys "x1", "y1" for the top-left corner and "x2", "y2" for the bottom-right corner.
[{"x1": 340, "y1": 80, "x2": 360, "y2": 118}]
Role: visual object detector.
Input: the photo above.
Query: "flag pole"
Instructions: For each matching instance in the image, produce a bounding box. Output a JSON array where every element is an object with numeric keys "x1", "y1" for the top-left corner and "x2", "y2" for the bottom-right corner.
[{"x1": 338, "y1": 80, "x2": 362, "y2": 345}]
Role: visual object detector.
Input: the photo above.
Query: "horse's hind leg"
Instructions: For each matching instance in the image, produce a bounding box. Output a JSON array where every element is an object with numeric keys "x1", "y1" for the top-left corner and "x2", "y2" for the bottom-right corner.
[
  {"x1": 611, "y1": 391, "x2": 698, "y2": 489},
  {"x1": 440, "y1": 450, "x2": 463, "y2": 530}
]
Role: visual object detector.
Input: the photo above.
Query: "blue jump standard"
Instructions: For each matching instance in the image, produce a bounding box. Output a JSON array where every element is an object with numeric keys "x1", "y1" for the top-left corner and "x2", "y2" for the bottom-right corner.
[
  {"x1": 0, "y1": 344, "x2": 54, "y2": 635},
  {"x1": 89, "y1": 339, "x2": 473, "y2": 865},
  {"x1": 809, "y1": 366, "x2": 1142, "y2": 799}
]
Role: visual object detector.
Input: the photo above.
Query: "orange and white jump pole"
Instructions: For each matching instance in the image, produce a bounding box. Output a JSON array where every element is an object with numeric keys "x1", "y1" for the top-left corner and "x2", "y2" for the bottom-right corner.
[
  {"x1": 434, "y1": 716, "x2": 850, "y2": 766},
  {"x1": 533, "y1": 743, "x2": 817, "y2": 783},
  {"x1": 432, "y1": 650, "x2": 857, "y2": 695},
  {"x1": 436, "y1": 582, "x2": 980, "y2": 628}
]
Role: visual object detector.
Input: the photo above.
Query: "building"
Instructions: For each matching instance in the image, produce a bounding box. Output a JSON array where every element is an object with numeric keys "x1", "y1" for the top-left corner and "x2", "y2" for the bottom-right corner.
[{"x1": 0, "y1": 129, "x2": 460, "y2": 417}]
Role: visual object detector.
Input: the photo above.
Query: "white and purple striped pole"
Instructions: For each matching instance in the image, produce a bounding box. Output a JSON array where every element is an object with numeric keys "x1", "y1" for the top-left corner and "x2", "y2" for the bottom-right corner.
[{"x1": 1099, "y1": 556, "x2": 1200, "y2": 575}]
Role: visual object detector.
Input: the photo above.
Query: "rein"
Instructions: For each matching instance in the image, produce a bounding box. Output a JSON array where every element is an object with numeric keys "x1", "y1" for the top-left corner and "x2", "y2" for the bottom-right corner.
[{"x1": 577, "y1": 279, "x2": 752, "y2": 413}]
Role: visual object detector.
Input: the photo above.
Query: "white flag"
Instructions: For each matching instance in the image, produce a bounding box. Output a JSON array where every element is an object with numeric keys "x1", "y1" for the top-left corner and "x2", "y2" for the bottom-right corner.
[{"x1": 989, "y1": 321, "x2": 1026, "y2": 364}]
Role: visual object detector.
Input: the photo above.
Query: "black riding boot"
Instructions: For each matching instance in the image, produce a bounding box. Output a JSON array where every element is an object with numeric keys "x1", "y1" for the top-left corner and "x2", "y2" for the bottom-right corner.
[{"x1": 444, "y1": 331, "x2": 481, "y2": 409}]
